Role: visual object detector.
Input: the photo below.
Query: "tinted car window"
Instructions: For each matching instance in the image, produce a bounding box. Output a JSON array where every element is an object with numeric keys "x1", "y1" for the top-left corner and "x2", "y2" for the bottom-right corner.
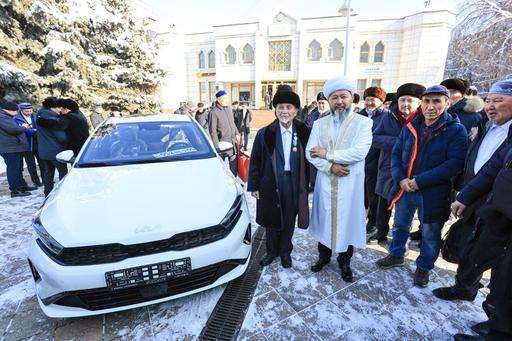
[{"x1": 77, "y1": 121, "x2": 215, "y2": 167}]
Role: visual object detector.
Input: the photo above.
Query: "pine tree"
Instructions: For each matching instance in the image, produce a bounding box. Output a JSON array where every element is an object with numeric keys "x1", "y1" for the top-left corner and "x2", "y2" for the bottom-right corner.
[
  {"x1": 444, "y1": 0, "x2": 512, "y2": 91},
  {"x1": 0, "y1": 0, "x2": 164, "y2": 112}
]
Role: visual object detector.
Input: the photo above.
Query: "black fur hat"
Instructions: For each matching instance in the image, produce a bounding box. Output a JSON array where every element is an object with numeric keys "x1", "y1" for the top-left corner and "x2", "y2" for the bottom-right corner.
[
  {"x1": 396, "y1": 83, "x2": 426, "y2": 99},
  {"x1": 440, "y1": 78, "x2": 469, "y2": 94},
  {"x1": 273, "y1": 86, "x2": 301, "y2": 109}
]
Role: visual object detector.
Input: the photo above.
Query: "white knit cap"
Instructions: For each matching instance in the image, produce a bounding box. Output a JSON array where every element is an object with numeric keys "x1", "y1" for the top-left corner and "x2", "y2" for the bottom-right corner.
[{"x1": 323, "y1": 75, "x2": 356, "y2": 98}]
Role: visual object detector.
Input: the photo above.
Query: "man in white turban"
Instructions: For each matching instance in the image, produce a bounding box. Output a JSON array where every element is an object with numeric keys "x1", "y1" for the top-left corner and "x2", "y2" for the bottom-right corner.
[{"x1": 306, "y1": 75, "x2": 373, "y2": 282}]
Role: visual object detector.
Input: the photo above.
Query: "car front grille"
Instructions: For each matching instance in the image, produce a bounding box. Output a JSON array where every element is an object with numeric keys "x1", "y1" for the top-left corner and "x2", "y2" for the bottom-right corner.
[
  {"x1": 39, "y1": 198, "x2": 243, "y2": 266},
  {"x1": 46, "y1": 259, "x2": 247, "y2": 311}
]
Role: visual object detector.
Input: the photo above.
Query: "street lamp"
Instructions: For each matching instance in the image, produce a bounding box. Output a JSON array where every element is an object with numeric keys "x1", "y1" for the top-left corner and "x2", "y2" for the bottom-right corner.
[{"x1": 338, "y1": 0, "x2": 352, "y2": 76}]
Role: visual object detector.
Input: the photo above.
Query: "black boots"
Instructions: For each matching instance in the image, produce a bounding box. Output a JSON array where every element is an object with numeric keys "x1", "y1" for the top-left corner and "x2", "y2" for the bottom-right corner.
[
  {"x1": 310, "y1": 259, "x2": 330, "y2": 272},
  {"x1": 432, "y1": 285, "x2": 478, "y2": 301}
]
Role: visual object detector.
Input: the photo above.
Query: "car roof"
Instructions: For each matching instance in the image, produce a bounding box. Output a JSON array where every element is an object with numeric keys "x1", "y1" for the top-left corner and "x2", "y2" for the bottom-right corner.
[{"x1": 105, "y1": 114, "x2": 192, "y2": 124}]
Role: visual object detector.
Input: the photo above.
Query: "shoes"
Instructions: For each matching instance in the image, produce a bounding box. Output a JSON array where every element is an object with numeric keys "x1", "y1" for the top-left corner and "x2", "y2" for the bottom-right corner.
[
  {"x1": 20, "y1": 185, "x2": 37, "y2": 191},
  {"x1": 259, "y1": 254, "x2": 276, "y2": 267},
  {"x1": 368, "y1": 235, "x2": 388, "y2": 245},
  {"x1": 471, "y1": 321, "x2": 489, "y2": 337},
  {"x1": 11, "y1": 191, "x2": 31, "y2": 198},
  {"x1": 432, "y1": 285, "x2": 478, "y2": 301},
  {"x1": 453, "y1": 333, "x2": 484, "y2": 341},
  {"x1": 410, "y1": 229, "x2": 422, "y2": 241},
  {"x1": 413, "y1": 268, "x2": 430, "y2": 288},
  {"x1": 281, "y1": 255, "x2": 292, "y2": 268},
  {"x1": 33, "y1": 181, "x2": 43, "y2": 187},
  {"x1": 310, "y1": 258, "x2": 330, "y2": 272},
  {"x1": 376, "y1": 255, "x2": 405, "y2": 269},
  {"x1": 340, "y1": 264, "x2": 353, "y2": 282}
]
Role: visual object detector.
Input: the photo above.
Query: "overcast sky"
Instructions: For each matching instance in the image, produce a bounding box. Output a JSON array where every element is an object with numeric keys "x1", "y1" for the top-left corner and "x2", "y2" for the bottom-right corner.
[{"x1": 142, "y1": 0, "x2": 461, "y2": 33}]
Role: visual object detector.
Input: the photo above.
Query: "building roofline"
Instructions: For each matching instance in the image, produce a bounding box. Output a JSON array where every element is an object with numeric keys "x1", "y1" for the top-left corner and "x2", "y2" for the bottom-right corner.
[
  {"x1": 212, "y1": 21, "x2": 259, "y2": 28},
  {"x1": 186, "y1": 31, "x2": 214, "y2": 36},
  {"x1": 302, "y1": 8, "x2": 455, "y2": 22}
]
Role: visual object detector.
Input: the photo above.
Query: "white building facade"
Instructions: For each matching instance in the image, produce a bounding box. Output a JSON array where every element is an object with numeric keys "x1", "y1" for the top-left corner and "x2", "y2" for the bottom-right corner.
[{"x1": 160, "y1": 8, "x2": 456, "y2": 110}]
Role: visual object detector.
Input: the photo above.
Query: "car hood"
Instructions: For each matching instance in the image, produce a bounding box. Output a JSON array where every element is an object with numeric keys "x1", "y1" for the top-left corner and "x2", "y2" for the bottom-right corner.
[{"x1": 39, "y1": 157, "x2": 239, "y2": 247}]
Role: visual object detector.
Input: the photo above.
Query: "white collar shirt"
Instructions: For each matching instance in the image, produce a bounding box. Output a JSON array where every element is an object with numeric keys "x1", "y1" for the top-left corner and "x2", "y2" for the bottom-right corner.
[
  {"x1": 474, "y1": 119, "x2": 512, "y2": 174},
  {"x1": 279, "y1": 123, "x2": 293, "y2": 171}
]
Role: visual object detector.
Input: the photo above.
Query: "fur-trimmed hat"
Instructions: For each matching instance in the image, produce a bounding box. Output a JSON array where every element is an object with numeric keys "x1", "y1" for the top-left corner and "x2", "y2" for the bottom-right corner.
[
  {"x1": 384, "y1": 92, "x2": 397, "y2": 103},
  {"x1": 62, "y1": 99, "x2": 79, "y2": 112},
  {"x1": 396, "y1": 83, "x2": 426, "y2": 99},
  {"x1": 42, "y1": 97, "x2": 61, "y2": 109},
  {"x1": 316, "y1": 92, "x2": 327, "y2": 101},
  {"x1": 272, "y1": 87, "x2": 301, "y2": 109},
  {"x1": 440, "y1": 78, "x2": 469, "y2": 94},
  {"x1": 363, "y1": 86, "x2": 386, "y2": 102}
]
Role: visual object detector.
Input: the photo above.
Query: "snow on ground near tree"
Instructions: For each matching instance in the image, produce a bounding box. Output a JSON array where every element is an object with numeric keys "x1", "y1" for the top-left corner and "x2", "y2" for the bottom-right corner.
[{"x1": 0, "y1": 165, "x2": 489, "y2": 340}]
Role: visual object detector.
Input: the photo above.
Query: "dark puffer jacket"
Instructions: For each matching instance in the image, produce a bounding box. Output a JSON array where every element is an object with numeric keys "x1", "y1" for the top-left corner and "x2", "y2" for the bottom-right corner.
[
  {"x1": 447, "y1": 96, "x2": 484, "y2": 135},
  {"x1": 390, "y1": 111, "x2": 468, "y2": 223}
]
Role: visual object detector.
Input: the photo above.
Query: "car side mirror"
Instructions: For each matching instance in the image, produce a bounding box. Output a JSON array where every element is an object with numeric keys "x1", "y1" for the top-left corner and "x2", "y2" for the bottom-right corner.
[
  {"x1": 56, "y1": 150, "x2": 76, "y2": 164},
  {"x1": 217, "y1": 141, "x2": 234, "y2": 153}
]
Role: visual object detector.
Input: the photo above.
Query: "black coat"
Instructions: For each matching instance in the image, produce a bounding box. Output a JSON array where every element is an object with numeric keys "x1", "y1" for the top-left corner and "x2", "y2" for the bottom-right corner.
[
  {"x1": 372, "y1": 111, "x2": 402, "y2": 203},
  {"x1": 247, "y1": 119, "x2": 310, "y2": 229},
  {"x1": 454, "y1": 118, "x2": 511, "y2": 221},
  {"x1": 359, "y1": 106, "x2": 391, "y2": 173},
  {"x1": 36, "y1": 110, "x2": 90, "y2": 155}
]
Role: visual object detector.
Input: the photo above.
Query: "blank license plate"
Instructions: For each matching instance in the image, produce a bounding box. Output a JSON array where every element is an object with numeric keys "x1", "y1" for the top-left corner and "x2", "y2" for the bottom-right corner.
[{"x1": 105, "y1": 258, "x2": 191, "y2": 290}]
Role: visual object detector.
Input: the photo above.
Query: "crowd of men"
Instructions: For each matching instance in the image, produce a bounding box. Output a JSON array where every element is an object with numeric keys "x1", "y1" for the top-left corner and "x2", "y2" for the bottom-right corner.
[
  {"x1": 174, "y1": 94, "x2": 253, "y2": 173},
  {"x1": 0, "y1": 98, "x2": 91, "y2": 197},
  {"x1": 1, "y1": 75, "x2": 511, "y2": 339},
  {"x1": 246, "y1": 76, "x2": 511, "y2": 341}
]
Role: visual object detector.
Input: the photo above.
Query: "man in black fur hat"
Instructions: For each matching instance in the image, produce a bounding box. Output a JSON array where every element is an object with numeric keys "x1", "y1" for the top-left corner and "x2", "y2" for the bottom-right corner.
[{"x1": 248, "y1": 85, "x2": 310, "y2": 269}]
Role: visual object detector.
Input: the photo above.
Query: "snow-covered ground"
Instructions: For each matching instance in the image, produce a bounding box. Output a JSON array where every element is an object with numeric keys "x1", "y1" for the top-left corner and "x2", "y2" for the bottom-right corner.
[{"x1": 0, "y1": 161, "x2": 490, "y2": 340}]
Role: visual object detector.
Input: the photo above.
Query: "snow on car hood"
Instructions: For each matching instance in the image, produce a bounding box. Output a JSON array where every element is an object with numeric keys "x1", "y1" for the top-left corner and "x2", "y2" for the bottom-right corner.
[{"x1": 39, "y1": 157, "x2": 239, "y2": 247}]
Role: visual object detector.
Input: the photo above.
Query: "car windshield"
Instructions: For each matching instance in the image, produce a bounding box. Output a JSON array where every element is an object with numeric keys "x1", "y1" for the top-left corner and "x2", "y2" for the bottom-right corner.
[{"x1": 76, "y1": 121, "x2": 215, "y2": 167}]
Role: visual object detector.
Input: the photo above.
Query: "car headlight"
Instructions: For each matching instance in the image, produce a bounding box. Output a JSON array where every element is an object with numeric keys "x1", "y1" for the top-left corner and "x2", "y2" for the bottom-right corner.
[
  {"x1": 32, "y1": 215, "x2": 64, "y2": 255},
  {"x1": 220, "y1": 193, "x2": 243, "y2": 228}
]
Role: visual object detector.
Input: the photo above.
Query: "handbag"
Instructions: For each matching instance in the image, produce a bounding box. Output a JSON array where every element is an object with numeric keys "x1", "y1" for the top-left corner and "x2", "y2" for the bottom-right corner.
[
  {"x1": 441, "y1": 218, "x2": 475, "y2": 264},
  {"x1": 237, "y1": 144, "x2": 250, "y2": 182}
]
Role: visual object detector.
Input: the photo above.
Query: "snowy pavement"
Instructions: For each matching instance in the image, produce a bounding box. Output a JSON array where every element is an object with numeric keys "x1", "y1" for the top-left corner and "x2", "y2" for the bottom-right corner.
[{"x1": 0, "y1": 170, "x2": 490, "y2": 341}]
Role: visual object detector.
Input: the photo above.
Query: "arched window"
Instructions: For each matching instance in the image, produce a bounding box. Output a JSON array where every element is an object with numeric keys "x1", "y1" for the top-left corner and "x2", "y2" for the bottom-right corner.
[
  {"x1": 307, "y1": 40, "x2": 322, "y2": 61},
  {"x1": 359, "y1": 42, "x2": 370, "y2": 63},
  {"x1": 198, "y1": 51, "x2": 205, "y2": 69},
  {"x1": 225, "y1": 45, "x2": 236, "y2": 64},
  {"x1": 208, "y1": 50, "x2": 215, "y2": 68},
  {"x1": 374, "y1": 41, "x2": 385, "y2": 63},
  {"x1": 328, "y1": 39, "x2": 343, "y2": 61},
  {"x1": 242, "y1": 43, "x2": 254, "y2": 64}
]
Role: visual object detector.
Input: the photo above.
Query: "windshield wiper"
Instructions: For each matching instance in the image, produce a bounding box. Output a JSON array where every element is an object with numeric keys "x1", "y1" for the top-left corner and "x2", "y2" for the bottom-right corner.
[{"x1": 76, "y1": 161, "x2": 122, "y2": 168}]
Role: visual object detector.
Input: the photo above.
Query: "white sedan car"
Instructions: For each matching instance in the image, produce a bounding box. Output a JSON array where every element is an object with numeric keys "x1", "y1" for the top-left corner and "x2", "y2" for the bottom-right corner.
[{"x1": 28, "y1": 114, "x2": 252, "y2": 318}]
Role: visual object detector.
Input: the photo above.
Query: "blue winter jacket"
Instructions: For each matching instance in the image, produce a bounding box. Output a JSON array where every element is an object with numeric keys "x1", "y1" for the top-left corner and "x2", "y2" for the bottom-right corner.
[
  {"x1": 390, "y1": 111, "x2": 468, "y2": 223},
  {"x1": 13, "y1": 114, "x2": 36, "y2": 150},
  {"x1": 36, "y1": 108, "x2": 67, "y2": 160}
]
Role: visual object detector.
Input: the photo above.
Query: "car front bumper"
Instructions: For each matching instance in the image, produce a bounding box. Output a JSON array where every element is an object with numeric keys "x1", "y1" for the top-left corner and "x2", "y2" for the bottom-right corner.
[{"x1": 28, "y1": 212, "x2": 251, "y2": 318}]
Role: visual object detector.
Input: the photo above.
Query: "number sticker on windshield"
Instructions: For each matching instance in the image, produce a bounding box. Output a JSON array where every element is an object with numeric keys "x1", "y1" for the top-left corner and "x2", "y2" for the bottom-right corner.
[{"x1": 153, "y1": 147, "x2": 197, "y2": 158}]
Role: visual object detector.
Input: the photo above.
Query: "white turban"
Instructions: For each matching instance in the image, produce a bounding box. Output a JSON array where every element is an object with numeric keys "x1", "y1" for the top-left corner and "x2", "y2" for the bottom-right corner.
[{"x1": 323, "y1": 75, "x2": 356, "y2": 98}]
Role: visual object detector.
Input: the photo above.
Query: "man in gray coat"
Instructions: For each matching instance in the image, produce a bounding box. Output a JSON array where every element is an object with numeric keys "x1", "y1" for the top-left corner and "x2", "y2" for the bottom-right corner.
[
  {"x1": 208, "y1": 90, "x2": 239, "y2": 175},
  {"x1": 0, "y1": 102, "x2": 34, "y2": 197}
]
